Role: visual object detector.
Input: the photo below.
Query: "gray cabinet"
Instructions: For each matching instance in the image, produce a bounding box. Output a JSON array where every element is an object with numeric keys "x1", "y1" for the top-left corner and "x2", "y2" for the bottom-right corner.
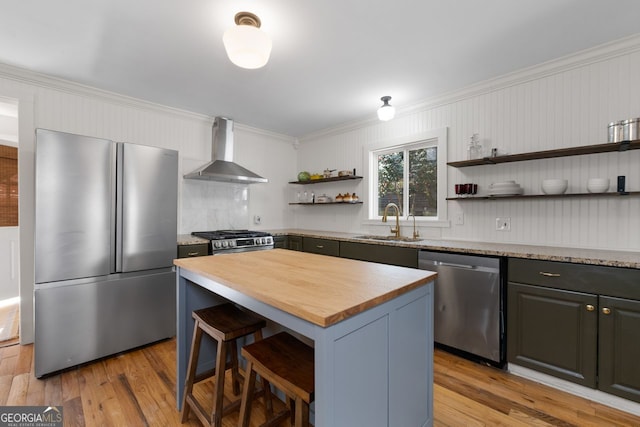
[
  {"x1": 302, "y1": 237, "x2": 339, "y2": 256},
  {"x1": 340, "y1": 241, "x2": 418, "y2": 268},
  {"x1": 508, "y1": 258, "x2": 640, "y2": 402}
]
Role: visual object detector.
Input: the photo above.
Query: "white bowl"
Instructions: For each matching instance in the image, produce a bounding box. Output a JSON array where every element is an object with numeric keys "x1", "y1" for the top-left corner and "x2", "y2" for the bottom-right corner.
[
  {"x1": 541, "y1": 179, "x2": 568, "y2": 195},
  {"x1": 587, "y1": 178, "x2": 609, "y2": 193}
]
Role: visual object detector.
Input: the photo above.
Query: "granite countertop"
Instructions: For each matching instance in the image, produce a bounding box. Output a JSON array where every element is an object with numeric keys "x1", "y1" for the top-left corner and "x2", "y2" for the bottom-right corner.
[
  {"x1": 177, "y1": 230, "x2": 639, "y2": 269},
  {"x1": 268, "y1": 229, "x2": 640, "y2": 270}
]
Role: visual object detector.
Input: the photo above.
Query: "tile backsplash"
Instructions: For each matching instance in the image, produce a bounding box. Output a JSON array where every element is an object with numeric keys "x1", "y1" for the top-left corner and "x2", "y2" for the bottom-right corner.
[{"x1": 180, "y1": 179, "x2": 249, "y2": 233}]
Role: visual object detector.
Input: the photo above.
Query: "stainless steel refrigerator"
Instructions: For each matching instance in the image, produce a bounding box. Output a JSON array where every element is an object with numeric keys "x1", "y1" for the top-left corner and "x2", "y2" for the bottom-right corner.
[{"x1": 34, "y1": 129, "x2": 178, "y2": 377}]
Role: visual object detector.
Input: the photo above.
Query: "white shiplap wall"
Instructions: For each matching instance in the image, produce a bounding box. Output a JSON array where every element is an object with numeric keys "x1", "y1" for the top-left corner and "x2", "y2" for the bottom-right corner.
[
  {"x1": 297, "y1": 36, "x2": 640, "y2": 252},
  {"x1": 0, "y1": 65, "x2": 297, "y2": 343}
]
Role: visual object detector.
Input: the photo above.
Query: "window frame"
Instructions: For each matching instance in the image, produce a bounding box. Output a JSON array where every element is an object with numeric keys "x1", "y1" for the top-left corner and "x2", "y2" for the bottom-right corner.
[{"x1": 363, "y1": 127, "x2": 448, "y2": 227}]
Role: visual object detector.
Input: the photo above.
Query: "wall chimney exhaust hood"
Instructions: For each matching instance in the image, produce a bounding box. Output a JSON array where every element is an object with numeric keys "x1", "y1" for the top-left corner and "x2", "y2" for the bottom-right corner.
[{"x1": 184, "y1": 117, "x2": 268, "y2": 184}]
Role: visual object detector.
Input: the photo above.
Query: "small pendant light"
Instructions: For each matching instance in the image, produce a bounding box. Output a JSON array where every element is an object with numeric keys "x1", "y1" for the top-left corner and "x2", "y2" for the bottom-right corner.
[{"x1": 377, "y1": 96, "x2": 396, "y2": 121}]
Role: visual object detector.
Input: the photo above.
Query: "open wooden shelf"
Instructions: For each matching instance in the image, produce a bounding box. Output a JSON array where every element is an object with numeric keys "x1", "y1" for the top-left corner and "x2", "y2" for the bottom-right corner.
[
  {"x1": 288, "y1": 176, "x2": 363, "y2": 184},
  {"x1": 446, "y1": 191, "x2": 640, "y2": 201},
  {"x1": 447, "y1": 140, "x2": 640, "y2": 168},
  {"x1": 289, "y1": 201, "x2": 363, "y2": 205}
]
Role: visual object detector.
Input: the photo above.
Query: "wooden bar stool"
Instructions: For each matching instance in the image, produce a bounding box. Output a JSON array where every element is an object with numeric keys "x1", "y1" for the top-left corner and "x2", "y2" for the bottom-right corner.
[
  {"x1": 238, "y1": 332, "x2": 315, "y2": 427},
  {"x1": 181, "y1": 303, "x2": 270, "y2": 427}
]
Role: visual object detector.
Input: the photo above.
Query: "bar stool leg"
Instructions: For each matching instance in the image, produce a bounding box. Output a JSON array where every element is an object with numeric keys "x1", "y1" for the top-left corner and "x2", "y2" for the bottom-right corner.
[
  {"x1": 294, "y1": 397, "x2": 309, "y2": 427},
  {"x1": 238, "y1": 360, "x2": 257, "y2": 427},
  {"x1": 253, "y1": 330, "x2": 274, "y2": 416},
  {"x1": 181, "y1": 320, "x2": 204, "y2": 423},
  {"x1": 230, "y1": 340, "x2": 241, "y2": 395},
  {"x1": 211, "y1": 338, "x2": 228, "y2": 427}
]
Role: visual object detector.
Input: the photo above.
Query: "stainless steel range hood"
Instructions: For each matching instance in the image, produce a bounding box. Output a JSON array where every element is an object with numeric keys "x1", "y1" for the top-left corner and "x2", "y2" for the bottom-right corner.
[{"x1": 184, "y1": 117, "x2": 268, "y2": 184}]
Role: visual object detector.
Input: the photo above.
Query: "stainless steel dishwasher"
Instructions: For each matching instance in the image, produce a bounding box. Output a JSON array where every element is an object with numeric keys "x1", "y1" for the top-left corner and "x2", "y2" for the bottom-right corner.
[{"x1": 419, "y1": 250, "x2": 505, "y2": 366}]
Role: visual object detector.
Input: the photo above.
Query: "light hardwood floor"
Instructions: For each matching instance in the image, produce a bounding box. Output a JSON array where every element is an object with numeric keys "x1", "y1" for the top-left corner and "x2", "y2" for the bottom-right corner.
[{"x1": 0, "y1": 338, "x2": 638, "y2": 426}]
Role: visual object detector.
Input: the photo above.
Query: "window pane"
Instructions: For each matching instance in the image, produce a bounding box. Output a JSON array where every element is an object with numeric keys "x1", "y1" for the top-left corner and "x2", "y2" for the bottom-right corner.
[
  {"x1": 377, "y1": 151, "x2": 404, "y2": 216},
  {"x1": 409, "y1": 147, "x2": 437, "y2": 217}
]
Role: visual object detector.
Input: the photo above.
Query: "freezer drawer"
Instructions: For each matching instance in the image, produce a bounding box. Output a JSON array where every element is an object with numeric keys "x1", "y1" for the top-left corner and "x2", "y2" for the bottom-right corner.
[{"x1": 34, "y1": 270, "x2": 175, "y2": 377}]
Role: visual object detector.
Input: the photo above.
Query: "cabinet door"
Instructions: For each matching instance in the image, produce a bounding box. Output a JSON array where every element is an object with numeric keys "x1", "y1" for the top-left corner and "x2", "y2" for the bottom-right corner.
[
  {"x1": 288, "y1": 236, "x2": 302, "y2": 251},
  {"x1": 272, "y1": 236, "x2": 287, "y2": 249},
  {"x1": 302, "y1": 237, "x2": 339, "y2": 256},
  {"x1": 507, "y1": 282, "x2": 598, "y2": 387},
  {"x1": 598, "y1": 296, "x2": 640, "y2": 403}
]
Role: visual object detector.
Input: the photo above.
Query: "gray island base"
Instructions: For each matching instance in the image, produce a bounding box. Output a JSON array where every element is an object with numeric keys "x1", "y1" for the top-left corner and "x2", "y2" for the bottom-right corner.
[{"x1": 174, "y1": 250, "x2": 435, "y2": 426}]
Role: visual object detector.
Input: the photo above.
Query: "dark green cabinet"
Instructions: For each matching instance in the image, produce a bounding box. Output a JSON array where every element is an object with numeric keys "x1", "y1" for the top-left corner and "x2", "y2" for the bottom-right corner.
[
  {"x1": 302, "y1": 237, "x2": 339, "y2": 256},
  {"x1": 339, "y1": 241, "x2": 418, "y2": 268},
  {"x1": 177, "y1": 243, "x2": 209, "y2": 258},
  {"x1": 507, "y1": 283, "x2": 598, "y2": 387},
  {"x1": 598, "y1": 296, "x2": 640, "y2": 402},
  {"x1": 508, "y1": 258, "x2": 640, "y2": 403},
  {"x1": 288, "y1": 235, "x2": 302, "y2": 251},
  {"x1": 273, "y1": 235, "x2": 287, "y2": 249}
]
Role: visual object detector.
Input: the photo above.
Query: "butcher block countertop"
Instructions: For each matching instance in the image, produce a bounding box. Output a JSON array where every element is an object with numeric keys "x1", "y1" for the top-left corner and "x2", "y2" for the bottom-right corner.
[{"x1": 173, "y1": 249, "x2": 436, "y2": 327}]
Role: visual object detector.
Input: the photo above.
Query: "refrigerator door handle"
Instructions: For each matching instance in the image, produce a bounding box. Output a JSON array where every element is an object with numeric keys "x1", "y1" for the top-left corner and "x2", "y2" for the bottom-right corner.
[{"x1": 114, "y1": 143, "x2": 124, "y2": 273}]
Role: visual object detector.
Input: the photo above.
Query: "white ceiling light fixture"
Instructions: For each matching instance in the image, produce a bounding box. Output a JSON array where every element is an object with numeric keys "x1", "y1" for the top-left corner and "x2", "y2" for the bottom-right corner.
[
  {"x1": 223, "y1": 11, "x2": 272, "y2": 70},
  {"x1": 377, "y1": 96, "x2": 395, "y2": 121}
]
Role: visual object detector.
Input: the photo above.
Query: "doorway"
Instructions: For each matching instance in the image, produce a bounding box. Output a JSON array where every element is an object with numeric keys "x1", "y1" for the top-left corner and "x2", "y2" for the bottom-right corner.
[{"x1": 0, "y1": 99, "x2": 19, "y2": 346}]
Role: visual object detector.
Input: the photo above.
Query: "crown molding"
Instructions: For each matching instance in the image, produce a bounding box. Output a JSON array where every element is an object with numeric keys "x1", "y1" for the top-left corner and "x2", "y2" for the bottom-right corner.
[{"x1": 301, "y1": 33, "x2": 640, "y2": 142}]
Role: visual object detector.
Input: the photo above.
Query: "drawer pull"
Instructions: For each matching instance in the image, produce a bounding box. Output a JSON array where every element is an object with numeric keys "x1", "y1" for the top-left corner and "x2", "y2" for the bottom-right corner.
[
  {"x1": 539, "y1": 271, "x2": 561, "y2": 277},
  {"x1": 187, "y1": 252, "x2": 200, "y2": 256},
  {"x1": 586, "y1": 304, "x2": 595, "y2": 312},
  {"x1": 602, "y1": 307, "x2": 611, "y2": 315},
  {"x1": 316, "y1": 245, "x2": 324, "y2": 249}
]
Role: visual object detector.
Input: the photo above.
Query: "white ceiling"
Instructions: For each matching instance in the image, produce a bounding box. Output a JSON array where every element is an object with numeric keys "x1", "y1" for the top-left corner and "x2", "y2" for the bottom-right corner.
[{"x1": 1, "y1": 0, "x2": 639, "y2": 137}]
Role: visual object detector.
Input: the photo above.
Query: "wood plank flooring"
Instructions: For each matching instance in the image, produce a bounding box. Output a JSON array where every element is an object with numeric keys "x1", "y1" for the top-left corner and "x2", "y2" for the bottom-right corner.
[{"x1": 0, "y1": 338, "x2": 638, "y2": 426}]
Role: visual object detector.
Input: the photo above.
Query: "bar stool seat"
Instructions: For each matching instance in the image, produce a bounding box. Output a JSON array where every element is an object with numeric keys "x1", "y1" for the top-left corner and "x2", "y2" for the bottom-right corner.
[
  {"x1": 181, "y1": 303, "x2": 268, "y2": 427},
  {"x1": 238, "y1": 332, "x2": 315, "y2": 427}
]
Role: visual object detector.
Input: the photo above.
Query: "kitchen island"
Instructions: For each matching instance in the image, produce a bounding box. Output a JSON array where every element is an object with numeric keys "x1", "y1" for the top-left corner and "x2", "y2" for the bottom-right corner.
[{"x1": 174, "y1": 249, "x2": 436, "y2": 426}]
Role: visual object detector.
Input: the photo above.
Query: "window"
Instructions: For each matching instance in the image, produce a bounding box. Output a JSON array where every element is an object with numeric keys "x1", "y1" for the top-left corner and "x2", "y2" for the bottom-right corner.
[{"x1": 367, "y1": 128, "x2": 447, "y2": 223}]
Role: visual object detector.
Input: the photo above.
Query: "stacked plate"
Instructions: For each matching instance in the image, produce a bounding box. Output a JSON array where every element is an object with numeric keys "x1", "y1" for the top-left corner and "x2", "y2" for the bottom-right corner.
[{"x1": 488, "y1": 180, "x2": 524, "y2": 197}]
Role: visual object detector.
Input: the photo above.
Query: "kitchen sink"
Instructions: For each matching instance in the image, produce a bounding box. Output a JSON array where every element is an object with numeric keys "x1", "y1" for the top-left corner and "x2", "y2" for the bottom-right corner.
[{"x1": 354, "y1": 235, "x2": 423, "y2": 242}]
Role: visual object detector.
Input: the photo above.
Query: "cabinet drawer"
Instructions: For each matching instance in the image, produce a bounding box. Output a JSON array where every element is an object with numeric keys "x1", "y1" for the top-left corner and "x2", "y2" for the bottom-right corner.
[
  {"x1": 177, "y1": 243, "x2": 209, "y2": 258},
  {"x1": 340, "y1": 241, "x2": 417, "y2": 268},
  {"x1": 302, "y1": 237, "x2": 340, "y2": 256},
  {"x1": 508, "y1": 258, "x2": 640, "y2": 299}
]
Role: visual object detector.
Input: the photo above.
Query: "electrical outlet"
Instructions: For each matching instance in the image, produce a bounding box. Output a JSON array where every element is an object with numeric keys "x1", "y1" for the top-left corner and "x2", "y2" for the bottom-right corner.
[
  {"x1": 253, "y1": 215, "x2": 262, "y2": 225},
  {"x1": 496, "y1": 217, "x2": 511, "y2": 231},
  {"x1": 454, "y1": 212, "x2": 464, "y2": 225}
]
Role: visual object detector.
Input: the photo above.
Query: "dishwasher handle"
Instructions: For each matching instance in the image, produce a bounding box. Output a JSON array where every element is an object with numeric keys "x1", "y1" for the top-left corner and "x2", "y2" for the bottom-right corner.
[{"x1": 434, "y1": 261, "x2": 476, "y2": 270}]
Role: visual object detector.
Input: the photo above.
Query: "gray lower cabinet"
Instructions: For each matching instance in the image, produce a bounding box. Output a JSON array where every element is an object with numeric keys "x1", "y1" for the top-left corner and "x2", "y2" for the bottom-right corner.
[
  {"x1": 340, "y1": 241, "x2": 418, "y2": 268},
  {"x1": 302, "y1": 237, "x2": 340, "y2": 256},
  {"x1": 508, "y1": 258, "x2": 640, "y2": 403},
  {"x1": 177, "y1": 243, "x2": 209, "y2": 258}
]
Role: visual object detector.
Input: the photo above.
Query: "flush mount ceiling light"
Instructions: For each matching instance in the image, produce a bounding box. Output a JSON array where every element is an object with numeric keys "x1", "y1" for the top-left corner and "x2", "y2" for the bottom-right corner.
[
  {"x1": 377, "y1": 96, "x2": 396, "y2": 121},
  {"x1": 223, "y1": 11, "x2": 272, "y2": 69}
]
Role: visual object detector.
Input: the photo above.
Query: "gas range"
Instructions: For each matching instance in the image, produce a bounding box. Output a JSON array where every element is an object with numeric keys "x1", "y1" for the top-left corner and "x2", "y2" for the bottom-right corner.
[{"x1": 191, "y1": 230, "x2": 274, "y2": 254}]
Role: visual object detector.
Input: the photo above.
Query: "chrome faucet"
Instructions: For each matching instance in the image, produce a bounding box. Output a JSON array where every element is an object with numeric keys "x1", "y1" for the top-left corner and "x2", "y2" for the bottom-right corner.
[
  {"x1": 407, "y1": 213, "x2": 420, "y2": 239},
  {"x1": 382, "y1": 203, "x2": 401, "y2": 238}
]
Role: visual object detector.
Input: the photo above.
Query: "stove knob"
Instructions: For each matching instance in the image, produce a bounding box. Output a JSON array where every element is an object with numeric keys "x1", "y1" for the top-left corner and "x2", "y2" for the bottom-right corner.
[
  {"x1": 214, "y1": 241, "x2": 222, "y2": 249},
  {"x1": 229, "y1": 240, "x2": 236, "y2": 247},
  {"x1": 261, "y1": 238, "x2": 267, "y2": 244},
  {"x1": 222, "y1": 241, "x2": 229, "y2": 248}
]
